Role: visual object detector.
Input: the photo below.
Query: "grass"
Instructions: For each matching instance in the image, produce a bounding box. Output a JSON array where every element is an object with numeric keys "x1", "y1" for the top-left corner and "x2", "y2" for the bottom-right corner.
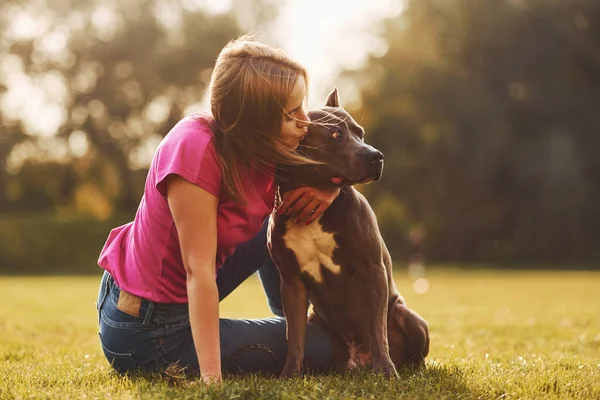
[{"x1": 1, "y1": 267, "x2": 599, "y2": 399}]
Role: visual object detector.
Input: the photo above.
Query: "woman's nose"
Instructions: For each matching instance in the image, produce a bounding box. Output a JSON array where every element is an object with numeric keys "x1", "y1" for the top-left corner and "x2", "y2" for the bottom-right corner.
[{"x1": 297, "y1": 111, "x2": 310, "y2": 127}]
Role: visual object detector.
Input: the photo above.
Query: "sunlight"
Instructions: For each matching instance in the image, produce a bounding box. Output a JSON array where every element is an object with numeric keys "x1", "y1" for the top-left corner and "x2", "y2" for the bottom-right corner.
[
  {"x1": 273, "y1": 0, "x2": 406, "y2": 108},
  {"x1": 143, "y1": 95, "x2": 172, "y2": 125},
  {"x1": 0, "y1": 0, "x2": 406, "y2": 168},
  {"x1": 7, "y1": 10, "x2": 48, "y2": 40},
  {"x1": 38, "y1": 31, "x2": 68, "y2": 56},
  {"x1": 129, "y1": 135, "x2": 164, "y2": 170},
  {"x1": 91, "y1": 6, "x2": 123, "y2": 41},
  {"x1": 1, "y1": 73, "x2": 66, "y2": 138},
  {"x1": 6, "y1": 141, "x2": 36, "y2": 174},
  {"x1": 183, "y1": 0, "x2": 232, "y2": 14},
  {"x1": 68, "y1": 130, "x2": 89, "y2": 159}
]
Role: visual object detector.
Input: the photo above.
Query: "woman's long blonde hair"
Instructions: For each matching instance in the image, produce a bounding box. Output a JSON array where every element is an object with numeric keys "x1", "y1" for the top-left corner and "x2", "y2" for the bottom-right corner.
[{"x1": 208, "y1": 36, "x2": 317, "y2": 203}]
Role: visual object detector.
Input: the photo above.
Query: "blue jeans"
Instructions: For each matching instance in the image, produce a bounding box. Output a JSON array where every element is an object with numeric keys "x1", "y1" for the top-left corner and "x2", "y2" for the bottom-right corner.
[{"x1": 96, "y1": 219, "x2": 332, "y2": 376}]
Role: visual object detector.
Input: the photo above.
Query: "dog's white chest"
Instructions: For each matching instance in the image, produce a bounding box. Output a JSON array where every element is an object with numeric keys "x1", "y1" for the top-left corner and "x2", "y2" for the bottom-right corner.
[{"x1": 282, "y1": 220, "x2": 342, "y2": 283}]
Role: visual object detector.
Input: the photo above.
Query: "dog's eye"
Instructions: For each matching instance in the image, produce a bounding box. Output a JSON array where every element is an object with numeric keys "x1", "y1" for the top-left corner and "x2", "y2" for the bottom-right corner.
[{"x1": 332, "y1": 131, "x2": 343, "y2": 140}]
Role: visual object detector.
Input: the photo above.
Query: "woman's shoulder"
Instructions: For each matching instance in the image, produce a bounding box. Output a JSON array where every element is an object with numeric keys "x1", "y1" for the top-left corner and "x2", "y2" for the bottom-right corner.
[
  {"x1": 157, "y1": 112, "x2": 220, "y2": 162},
  {"x1": 162, "y1": 112, "x2": 217, "y2": 145},
  {"x1": 153, "y1": 112, "x2": 222, "y2": 197}
]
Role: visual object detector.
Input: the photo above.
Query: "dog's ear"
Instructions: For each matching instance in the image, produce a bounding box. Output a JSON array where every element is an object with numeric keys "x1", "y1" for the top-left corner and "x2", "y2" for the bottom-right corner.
[{"x1": 325, "y1": 88, "x2": 340, "y2": 107}]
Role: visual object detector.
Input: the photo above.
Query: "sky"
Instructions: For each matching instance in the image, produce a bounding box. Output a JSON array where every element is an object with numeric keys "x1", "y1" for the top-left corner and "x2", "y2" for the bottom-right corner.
[
  {"x1": 195, "y1": 0, "x2": 403, "y2": 110},
  {"x1": 197, "y1": 0, "x2": 403, "y2": 106},
  {"x1": 267, "y1": 0, "x2": 403, "y2": 108}
]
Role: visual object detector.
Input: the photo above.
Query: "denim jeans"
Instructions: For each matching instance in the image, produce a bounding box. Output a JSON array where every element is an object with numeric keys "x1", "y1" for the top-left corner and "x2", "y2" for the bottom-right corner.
[{"x1": 96, "y1": 218, "x2": 332, "y2": 376}]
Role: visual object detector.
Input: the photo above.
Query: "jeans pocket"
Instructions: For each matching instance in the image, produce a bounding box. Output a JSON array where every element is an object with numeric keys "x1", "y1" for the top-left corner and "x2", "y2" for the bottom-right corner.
[
  {"x1": 99, "y1": 332, "x2": 137, "y2": 375},
  {"x1": 100, "y1": 291, "x2": 146, "y2": 330}
]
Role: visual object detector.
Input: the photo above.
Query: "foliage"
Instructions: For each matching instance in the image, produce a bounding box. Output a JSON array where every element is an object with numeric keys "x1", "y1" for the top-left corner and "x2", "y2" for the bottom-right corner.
[
  {"x1": 0, "y1": 0, "x2": 244, "y2": 214},
  {"x1": 0, "y1": 213, "x2": 130, "y2": 274},
  {"x1": 1, "y1": 270, "x2": 599, "y2": 398},
  {"x1": 2, "y1": 0, "x2": 600, "y2": 266},
  {"x1": 350, "y1": 0, "x2": 600, "y2": 263}
]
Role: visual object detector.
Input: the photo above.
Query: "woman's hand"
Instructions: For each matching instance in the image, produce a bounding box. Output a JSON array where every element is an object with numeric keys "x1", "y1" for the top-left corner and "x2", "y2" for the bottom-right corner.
[
  {"x1": 278, "y1": 187, "x2": 341, "y2": 225},
  {"x1": 201, "y1": 374, "x2": 222, "y2": 386},
  {"x1": 187, "y1": 375, "x2": 222, "y2": 388}
]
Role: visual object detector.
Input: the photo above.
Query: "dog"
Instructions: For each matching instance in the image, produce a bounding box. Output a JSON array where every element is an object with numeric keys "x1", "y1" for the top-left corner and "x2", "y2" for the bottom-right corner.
[{"x1": 267, "y1": 88, "x2": 430, "y2": 378}]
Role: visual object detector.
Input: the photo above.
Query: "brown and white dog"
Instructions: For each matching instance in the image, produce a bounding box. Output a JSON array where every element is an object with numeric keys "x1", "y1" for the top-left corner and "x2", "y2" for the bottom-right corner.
[{"x1": 267, "y1": 89, "x2": 430, "y2": 378}]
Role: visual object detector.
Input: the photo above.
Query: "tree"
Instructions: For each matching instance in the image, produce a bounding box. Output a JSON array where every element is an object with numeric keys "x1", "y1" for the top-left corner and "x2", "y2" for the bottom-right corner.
[
  {"x1": 350, "y1": 0, "x2": 600, "y2": 264},
  {"x1": 1, "y1": 0, "x2": 253, "y2": 215}
]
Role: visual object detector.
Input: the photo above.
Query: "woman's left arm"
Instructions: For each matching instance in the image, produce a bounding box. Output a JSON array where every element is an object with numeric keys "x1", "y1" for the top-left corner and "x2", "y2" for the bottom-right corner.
[{"x1": 278, "y1": 187, "x2": 341, "y2": 225}]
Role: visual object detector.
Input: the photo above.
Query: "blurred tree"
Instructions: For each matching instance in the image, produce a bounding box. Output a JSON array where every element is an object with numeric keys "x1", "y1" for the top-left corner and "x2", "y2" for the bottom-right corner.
[
  {"x1": 350, "y1": 0, "x2": 600, "y2": 264},
  {"x1": 0, "y1": 11, "x2": 26, "y2": 213},
  {"x1": 0, "y1": 0, "x2": 270, "y2": 216},
  {"x1": 0, "y1": 119, "x2": 27, "y2": 213}
]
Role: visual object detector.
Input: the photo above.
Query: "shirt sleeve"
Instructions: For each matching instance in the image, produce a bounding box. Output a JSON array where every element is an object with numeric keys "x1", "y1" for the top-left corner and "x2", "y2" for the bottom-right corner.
[{"x1": 154, "y1": 116, "x2": 222, "y2": 198}]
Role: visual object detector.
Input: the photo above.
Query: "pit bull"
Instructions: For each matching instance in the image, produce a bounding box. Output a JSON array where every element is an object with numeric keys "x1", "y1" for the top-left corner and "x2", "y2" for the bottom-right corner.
[{"x1": 267, "y1": 88, "x2": 430, "y2": 378}]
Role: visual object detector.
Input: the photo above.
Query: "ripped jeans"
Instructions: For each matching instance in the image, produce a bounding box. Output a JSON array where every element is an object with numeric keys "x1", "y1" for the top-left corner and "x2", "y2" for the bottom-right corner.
[{"x1": 96, "y1": 219, "x2": 332, "y2": 376}]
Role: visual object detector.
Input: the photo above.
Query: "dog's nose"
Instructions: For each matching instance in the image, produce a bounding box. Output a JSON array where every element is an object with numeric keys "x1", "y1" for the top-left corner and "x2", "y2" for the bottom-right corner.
[{"x1": 366, "y1": 150, "x2": 384, "y2": 163}]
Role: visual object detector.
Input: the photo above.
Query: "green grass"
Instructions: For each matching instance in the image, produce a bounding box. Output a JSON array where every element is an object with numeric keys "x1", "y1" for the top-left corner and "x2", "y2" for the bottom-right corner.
[{"x1": 1, "y1": 268, "x2": 599, "y2": 399}]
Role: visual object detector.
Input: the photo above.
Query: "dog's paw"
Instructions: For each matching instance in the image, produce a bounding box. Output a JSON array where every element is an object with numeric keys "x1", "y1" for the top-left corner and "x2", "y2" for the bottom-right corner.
[
  {"x1": 375, "y1": 361, "x2": 399, "y2": 378},
  {"x1": 279, "y1": 359, "x2": 303, "y2": 378},
  {"x1": 279, "y1": 366, "x2": 300, "y2": 379}
]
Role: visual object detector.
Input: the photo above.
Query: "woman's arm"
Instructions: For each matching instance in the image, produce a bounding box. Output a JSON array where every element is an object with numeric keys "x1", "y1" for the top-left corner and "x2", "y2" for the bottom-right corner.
[{"x1": 166, "y1": 174, "x2": 221, "y2": 385}]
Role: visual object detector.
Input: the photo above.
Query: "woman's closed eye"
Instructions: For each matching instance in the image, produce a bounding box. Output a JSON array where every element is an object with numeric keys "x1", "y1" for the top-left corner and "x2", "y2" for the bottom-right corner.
[{"x1": 284, "y1": 111, "x2": 296, "y2": 122}]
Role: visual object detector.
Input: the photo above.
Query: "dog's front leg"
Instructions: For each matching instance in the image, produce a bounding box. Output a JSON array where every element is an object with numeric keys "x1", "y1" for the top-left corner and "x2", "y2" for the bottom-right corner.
[
  {"x1": 369, "y1": 267, "x2": 399, "y2": 378},
  {"x1": 279, "y1": 276, "x2": 309, "y2": 378}
]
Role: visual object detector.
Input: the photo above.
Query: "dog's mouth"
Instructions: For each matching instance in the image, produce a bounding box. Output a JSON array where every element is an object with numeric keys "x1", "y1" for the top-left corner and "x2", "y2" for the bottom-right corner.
[
  {"x1": 330, "y1": 176, "x2": 345, "y2": 186},
  {"x1": 330, "y1": 158, "x2": 384, "y2": 187}
]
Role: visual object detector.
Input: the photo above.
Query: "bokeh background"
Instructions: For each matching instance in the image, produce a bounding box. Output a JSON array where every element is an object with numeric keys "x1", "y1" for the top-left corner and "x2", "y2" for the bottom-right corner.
[{"x1": 1, "y1": 0, "x2": 599, "y2": 274}]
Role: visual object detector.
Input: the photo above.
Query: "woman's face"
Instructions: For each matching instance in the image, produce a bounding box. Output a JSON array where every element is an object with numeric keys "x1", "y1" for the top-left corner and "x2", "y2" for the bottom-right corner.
[{"x1": 280, "y1": 76, "x2": 310, "y2": 149}]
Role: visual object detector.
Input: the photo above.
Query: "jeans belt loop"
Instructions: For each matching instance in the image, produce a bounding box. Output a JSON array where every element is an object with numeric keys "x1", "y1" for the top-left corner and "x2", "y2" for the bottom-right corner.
[{"x1": 143, "y1": 299, "x2": 155, "y2": 327}]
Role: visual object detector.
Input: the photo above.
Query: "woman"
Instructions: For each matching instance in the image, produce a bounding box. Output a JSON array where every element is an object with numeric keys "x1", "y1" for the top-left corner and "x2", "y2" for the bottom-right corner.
[{"x1": 96, "y1": 37, "x2": 338, "y2": 384}]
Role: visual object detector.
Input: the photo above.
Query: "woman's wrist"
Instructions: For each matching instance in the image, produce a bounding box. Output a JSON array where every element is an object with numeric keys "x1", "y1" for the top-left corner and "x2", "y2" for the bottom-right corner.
[{"x1": 187, "y1": 273, "x2": 222, "y2": 386}]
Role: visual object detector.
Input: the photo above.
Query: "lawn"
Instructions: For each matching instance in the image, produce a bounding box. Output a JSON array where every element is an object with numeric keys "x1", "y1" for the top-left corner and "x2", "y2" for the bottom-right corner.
[{"x1": 1, "y1": 268, "x2": 599, "y2": 399}]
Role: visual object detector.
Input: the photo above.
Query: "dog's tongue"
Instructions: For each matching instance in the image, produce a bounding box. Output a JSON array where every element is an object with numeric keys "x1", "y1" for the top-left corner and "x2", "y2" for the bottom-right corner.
[{"x1": 331, "y1": 176, "x2": 344, "y2": 185}]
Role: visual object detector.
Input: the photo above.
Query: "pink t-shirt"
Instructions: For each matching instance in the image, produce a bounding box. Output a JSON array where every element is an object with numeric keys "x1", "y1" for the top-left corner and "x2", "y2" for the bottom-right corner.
[{"x1": 98, "y1": 112, "x2": 276, "y2": 303}]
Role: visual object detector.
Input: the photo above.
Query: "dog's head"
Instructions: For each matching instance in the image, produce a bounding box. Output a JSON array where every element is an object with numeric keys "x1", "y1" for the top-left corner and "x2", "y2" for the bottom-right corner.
[
  {"x1": 278, "y1": 88, "x2": 384, "y2": 190},
  {"x1": 387, "y1": 299, "x2": 430, "y2": 368}
]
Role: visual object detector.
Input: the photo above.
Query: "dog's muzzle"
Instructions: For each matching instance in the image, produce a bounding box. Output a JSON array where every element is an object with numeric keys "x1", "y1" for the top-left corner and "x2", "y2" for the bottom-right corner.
[{"x1": 362, "y1": 149, "x2": 384, "y2": 181}]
